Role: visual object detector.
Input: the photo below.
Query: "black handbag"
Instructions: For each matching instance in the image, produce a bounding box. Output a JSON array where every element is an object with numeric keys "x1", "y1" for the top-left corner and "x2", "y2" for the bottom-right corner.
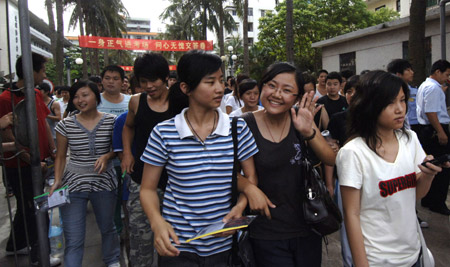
[
  {"x1": 296, "y1": 130, "x2": 343, "y2": 237},
  {"x1": 230, "y1": 117, "x2": 256, "y2": 267}
]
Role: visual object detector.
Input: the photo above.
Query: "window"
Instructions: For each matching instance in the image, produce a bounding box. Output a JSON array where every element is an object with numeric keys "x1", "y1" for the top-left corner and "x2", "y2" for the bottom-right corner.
[
  {"x1": 232, "y1": 9, "x2": 237, "y2": 16},
  {"x1": 248, "y1": 23, "x2": 253, "y2": 32},
  {"x1": 375, "y1": 5, "x2": 386, "y2": 11},
  {"x1": 397, "y1": 0, "x2": 401, "y2": 12},
  {"x1": 248, "y1": 38, "x2": 254, "y2": 46},
  {"x1": 232, "y1": 23, "x2": 239, "y2": 32},
  {"x1": 248, "y1": 8, "x2": 253, "y2": 17},
  {"x1": 339, "y1": 52, "x2": 356, "y2": 74},
  {"x1": 261, "y1": 10, "x2": 266, "y2": 17}
]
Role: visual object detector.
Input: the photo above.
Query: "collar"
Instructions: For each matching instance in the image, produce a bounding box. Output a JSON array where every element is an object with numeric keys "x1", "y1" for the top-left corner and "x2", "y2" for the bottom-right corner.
[
  {"x1": 175, "y1": 108, "x2": 230, "y2": 139},
  {"x1": 426, "y1": 77, "x2": 442, "y2": 87}
]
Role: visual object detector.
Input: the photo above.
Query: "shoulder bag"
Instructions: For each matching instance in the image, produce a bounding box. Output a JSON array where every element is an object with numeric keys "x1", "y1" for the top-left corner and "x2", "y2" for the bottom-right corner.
[{"x1": 296, "y1": 130, "x2": 342, "y2": 236}]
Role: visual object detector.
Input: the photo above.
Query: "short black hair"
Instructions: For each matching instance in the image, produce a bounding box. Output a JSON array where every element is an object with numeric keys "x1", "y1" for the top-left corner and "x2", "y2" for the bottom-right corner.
[
  {"x1": 60, "y1": 85, "x2": 70, "y2": 92},
  {"x1": 387, "y1": 59, "x2": 412, "y2": 75},
  {"x1": 177, "y1": 50, "x2": 222, "y2": 93},
  {"x1": 236, "y1": 74, "x2": 250, "y2": 85},
  {"x1": 318, "y1": 69, "x2": 328, "y2": 75},
  {"x1": 343, "y1": 75, "x2": 360, "y2": 95},
  {"x1": 238, "y1": 78, "x2": 258, "y2": 96},
  {"x1": 326, "y1": 71, "x2": 342, "y2": 83},
  {"x1": 133, "y1": 53, "x2": 169, "y2": 83},
  {"x1": 340, "y1": 70, "x2": 354, "y2": 80},
  {"x1": 69, "y1": 80, "x2": 101, "y2": 106},
  {"x1": 259, "y1": 62, "x2": 304, "y2": 98},
  {"x1": 38, "y1": 82, "x2": 51, "y2": 93},
  {"x1": 101, "y1": 65, "x2": 125, "y2": 81},
  {"x1": 88, "y1": 75, "x2": 102, "y2": 84},
  {"x1": 430, "y1": 59, "x2": 450, "y2": 75},
  {"x1": 15, "y1": 52, "x2": 47, "y2": 79},
  {"x1": 302, "y1": 72, "x2": 316, "y2": 90},
  {"x1": 169, "y1": 71, "x2": 177, "y2": 79}
]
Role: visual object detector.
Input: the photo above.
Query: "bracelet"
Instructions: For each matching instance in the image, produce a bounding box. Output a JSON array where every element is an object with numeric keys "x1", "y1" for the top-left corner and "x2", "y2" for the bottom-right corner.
[{"x1": 303, "y1": 128, "x2": 316, "y2": 141}]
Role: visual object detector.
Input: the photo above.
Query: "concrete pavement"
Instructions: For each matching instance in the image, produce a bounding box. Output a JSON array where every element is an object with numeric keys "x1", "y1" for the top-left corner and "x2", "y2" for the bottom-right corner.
[{"x1": 0, "y1": 177, "x2": 449, "y2": 266}]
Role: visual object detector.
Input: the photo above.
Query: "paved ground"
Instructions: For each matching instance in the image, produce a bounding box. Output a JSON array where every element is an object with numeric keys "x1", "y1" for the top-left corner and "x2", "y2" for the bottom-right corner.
[{"x1": 0, "y1": 173, "x2": 449, "y2": 266}]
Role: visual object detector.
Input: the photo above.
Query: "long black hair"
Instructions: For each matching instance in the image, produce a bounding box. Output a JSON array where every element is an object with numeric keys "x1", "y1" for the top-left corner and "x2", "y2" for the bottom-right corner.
[{"x1": 347, "y1": 70, "x2": 410, "y2": 154}]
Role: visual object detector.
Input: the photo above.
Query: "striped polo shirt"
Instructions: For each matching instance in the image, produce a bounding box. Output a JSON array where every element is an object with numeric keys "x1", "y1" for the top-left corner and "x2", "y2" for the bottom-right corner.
[{"x1": 141, "y1": 108, "x2": 258, "y2": 256}]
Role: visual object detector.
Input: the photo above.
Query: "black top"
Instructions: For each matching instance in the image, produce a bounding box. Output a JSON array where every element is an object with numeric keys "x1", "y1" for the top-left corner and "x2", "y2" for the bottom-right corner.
[
  {"x1": 317, "y1": 95, "x2": 348, "y2": 117},
  {"x1": 132, "y1": 93, "x2": 173, "y2": 186},
  {"x1": 328, "y1": 110, "x2": 349, "y2": 146},
  {"x1": 243, "y1": 113, "x2": 311, "y2": 240}
]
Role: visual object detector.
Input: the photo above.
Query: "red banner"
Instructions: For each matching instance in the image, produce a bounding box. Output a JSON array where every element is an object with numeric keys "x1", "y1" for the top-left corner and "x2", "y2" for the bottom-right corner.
[
  {"x1": 120, "y1": 65, "x2": 177, "y2": 72},
  {"x1": 78, "y1": 36, "x2": 213, "y2": 51}
]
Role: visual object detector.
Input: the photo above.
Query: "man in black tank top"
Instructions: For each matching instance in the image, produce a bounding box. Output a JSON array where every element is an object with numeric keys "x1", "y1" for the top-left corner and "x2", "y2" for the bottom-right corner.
[{"x1": 120, "y1": 53, "x2": 174, "y2": 267}]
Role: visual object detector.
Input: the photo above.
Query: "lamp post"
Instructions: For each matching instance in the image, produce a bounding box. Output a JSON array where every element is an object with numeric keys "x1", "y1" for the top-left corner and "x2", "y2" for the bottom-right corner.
[
  {"x1": 74, "y1": 58, "x2": 83, "y2": 83},
  {"x1": 227, "y1": 45, "x2": 237, "y2": 77}
]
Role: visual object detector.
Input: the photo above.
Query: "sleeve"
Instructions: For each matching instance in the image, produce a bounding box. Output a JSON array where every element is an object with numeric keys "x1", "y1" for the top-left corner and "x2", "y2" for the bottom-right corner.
[
  {"x1": 422, "y1": 86, "x2": 442, "y2": 113},
  {"x1": 112, "y1": 113, "x2": 127, "y2": 152},
  {"x1": 35, "y1": 89, "x2": 50, "y2": 117},
  {"x1": 236, "y1": 117, "x2": 258, "y2": 162},
  {"x1": 410, "y1": 131, "x2": 426, "y2": 174},
  {"x1": 55, "y1": 119, "x2": 67, "y2": 137},
  {"x1": 336, "y1": 143, "x2": 363, "y2": 189},
  {"x1": 225, "y1": 95, "x2": 235, "y2": 107},
  {"x1": 140, "y1": 124, "x2": 168, "y2": 166}
]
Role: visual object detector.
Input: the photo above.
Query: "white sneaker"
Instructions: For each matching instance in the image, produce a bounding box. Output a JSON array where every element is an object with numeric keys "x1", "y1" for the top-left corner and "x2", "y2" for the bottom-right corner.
[
  {"x1": 5, "y1": 247, "x2": 30, "y2": 256},
  {"x1": 50, "y1": 256, "x2": 62, "y2": 266},
  {"x1": 108, "y1": 262, "x2": 120, "y2": 267},
  {"x1": 32, "y1": 256, "x2": 61, "y2": 266}
]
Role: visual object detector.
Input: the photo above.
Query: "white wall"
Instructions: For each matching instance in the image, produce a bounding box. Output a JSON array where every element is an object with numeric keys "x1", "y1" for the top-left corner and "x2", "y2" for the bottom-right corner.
[{"x1": 321, "y1": 15, "x2": 450, "y2": 74}]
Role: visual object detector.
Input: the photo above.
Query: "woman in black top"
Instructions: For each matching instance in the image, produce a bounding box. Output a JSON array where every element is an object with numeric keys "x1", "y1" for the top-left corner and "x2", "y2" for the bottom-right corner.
[{"x1": 243, "y1": 63, "x2": 335, "y2": 267}]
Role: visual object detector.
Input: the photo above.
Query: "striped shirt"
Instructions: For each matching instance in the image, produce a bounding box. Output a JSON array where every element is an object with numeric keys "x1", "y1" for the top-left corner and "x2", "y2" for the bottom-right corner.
[
  {"x1": 141, "y1": 108, "x2": 258, "y2": 256},
  {"x1": 55, "y1": 113, "x2": 117, "y2": 192}
]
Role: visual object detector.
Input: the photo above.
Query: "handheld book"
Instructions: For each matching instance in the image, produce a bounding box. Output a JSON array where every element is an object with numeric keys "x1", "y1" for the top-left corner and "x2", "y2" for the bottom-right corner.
[{"x1": 186, "y1": 215, "x2": 257, "y2": 243}]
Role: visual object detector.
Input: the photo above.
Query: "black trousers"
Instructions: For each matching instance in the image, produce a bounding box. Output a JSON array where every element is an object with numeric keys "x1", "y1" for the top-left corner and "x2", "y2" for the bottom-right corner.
[
  {"x1": 417, "y1": 124, "x2": 450, "y2": 209},
  {"x1": 5, "y1": 166, "x2": 48, "y2": 261}
]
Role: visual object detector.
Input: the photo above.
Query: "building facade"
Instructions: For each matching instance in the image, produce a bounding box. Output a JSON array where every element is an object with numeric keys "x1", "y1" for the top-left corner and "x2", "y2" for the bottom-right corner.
[
  {"x1": 364, "y1": 0, "x2": 440, "y2": 18},
  {"x1": 312, "y1": 6, "x2": 449, "y2": 75},
  {"x1": 0, "y1": 0, "x2": 70, "y2": 79},
  {"x1": 223, "y1": 0, "x2": 277, "y2": 45}
]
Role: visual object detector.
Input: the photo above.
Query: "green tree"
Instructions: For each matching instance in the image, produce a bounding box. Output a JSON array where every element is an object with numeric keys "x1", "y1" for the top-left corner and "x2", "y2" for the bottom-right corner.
[{"x1": 257, "y1": 0, "x2": 399, "y2": 71}]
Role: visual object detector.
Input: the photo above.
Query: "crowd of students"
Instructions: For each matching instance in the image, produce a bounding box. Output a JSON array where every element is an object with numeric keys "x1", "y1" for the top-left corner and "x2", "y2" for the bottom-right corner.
[{"x1": 1, "y1": 50, "x2": 450, "y2": 267}]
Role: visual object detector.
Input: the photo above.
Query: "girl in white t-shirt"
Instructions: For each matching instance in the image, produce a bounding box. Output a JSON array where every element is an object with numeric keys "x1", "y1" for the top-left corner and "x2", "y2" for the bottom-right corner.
[
  {"x1": 229, "y1": 78, "x2": 263, "y2": 117},
  {"x1": 336, "y1": 71, "x2": 447, "y2": 267},
  {"x1": 225, "y1": 78, "x2": 244, "y2": 114}
]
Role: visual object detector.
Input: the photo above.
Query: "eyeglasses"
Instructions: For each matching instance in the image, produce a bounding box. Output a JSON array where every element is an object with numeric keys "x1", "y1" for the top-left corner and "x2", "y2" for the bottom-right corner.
[{"x1": 264, "y1": 81, "x2": 298, "y2": 97}]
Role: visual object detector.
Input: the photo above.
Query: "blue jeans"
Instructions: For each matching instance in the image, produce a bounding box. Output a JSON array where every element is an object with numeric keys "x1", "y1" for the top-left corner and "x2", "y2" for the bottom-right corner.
[{"x1": 60, "y1": 190, "x2": 120, "y2": 267}]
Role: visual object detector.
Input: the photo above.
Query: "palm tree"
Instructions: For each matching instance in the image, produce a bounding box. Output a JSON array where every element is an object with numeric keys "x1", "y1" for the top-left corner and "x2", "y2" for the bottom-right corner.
[{"x1": 45, "y1": 0, "x2": 65, "y2": 85}]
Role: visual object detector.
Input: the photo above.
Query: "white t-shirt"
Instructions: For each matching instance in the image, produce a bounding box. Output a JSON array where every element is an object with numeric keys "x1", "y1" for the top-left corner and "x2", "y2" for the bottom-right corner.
[
  {"x1": 225, "y1": 94, "x2": 244, "y2": 112},
  {"x1": 59, "y1": 100, "x2": 68, "y2": 118},
  {"x1": 229, "y1": 106, "x2": 263, "y2": 117},
  {"x1": 336, "y1": 129, "x2": 425, "y2": 267}
]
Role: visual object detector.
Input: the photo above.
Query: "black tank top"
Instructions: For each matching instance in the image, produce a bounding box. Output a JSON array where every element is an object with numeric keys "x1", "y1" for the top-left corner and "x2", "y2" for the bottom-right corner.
[
  {"x1": 243, "y1": 113, "x2": 310, "y2": 240},
  {"x1": 132, "y1": 93, "x2": 173, "y2": 186}
]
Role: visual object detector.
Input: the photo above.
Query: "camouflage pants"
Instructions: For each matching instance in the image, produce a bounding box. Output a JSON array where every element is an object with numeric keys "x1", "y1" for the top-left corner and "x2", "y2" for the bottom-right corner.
[{"x1": 127, "y1": 179, "x2": 159, "y2": 267}]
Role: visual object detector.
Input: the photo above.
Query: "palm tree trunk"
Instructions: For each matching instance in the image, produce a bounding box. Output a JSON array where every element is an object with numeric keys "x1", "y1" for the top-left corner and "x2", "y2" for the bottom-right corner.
[
  {"x1": 55, "y1": 0, "x2": 64, "y2": 85},
  {"x1": 218, "y1": 1, "x2": 225, "y2": 76},
  {"x1": 409, "y1": 0, "x2": 426, "y2": 87},
  {"x1": 243, "y1": 0, "x2": 249, "y2": 75},
  {"x1": 77, "y1": 0, "x2": 88, "y2": 79},
  {"x1": 104, "y1": 49, "x2": 109, "y2": 68},
  {"x1": 45, "y1": 0, "x2": 56, "y2": 59},
  {"x1": 202, "y1": 0, "x2": 208, "y2": 40},
  {"x1": 286, "y1": 0, "x2": 294, "y2": 64}
]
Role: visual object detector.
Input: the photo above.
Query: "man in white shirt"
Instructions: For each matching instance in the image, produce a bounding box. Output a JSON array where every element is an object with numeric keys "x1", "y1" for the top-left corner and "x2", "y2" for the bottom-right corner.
[{"x1": 416, "y1": 59, "x2": 450, "y2": 215}]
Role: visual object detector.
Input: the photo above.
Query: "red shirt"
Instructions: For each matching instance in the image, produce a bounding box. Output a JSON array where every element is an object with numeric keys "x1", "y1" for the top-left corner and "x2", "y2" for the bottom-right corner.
[{"x1": 0, "y1": 88, "x2": 51, "y2": 168}]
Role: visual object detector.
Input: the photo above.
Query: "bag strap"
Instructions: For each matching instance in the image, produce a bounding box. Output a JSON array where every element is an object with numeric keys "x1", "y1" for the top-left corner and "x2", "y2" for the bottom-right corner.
[
  {"x1": 416, "y1": 219, "x2": 434, "y2": 267},
  {"x1": 231, "y1": 117, "x2": 240, "y2": 265}
]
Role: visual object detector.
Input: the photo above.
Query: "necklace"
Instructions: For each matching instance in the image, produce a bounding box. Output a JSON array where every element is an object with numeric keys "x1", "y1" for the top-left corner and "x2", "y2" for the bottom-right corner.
[
  {"x1": 185, "y1": 110, "x2": 217, "y2": 143},
  {"x1": 263, "y1": 113, "x2": 288, "y2": 143}
]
